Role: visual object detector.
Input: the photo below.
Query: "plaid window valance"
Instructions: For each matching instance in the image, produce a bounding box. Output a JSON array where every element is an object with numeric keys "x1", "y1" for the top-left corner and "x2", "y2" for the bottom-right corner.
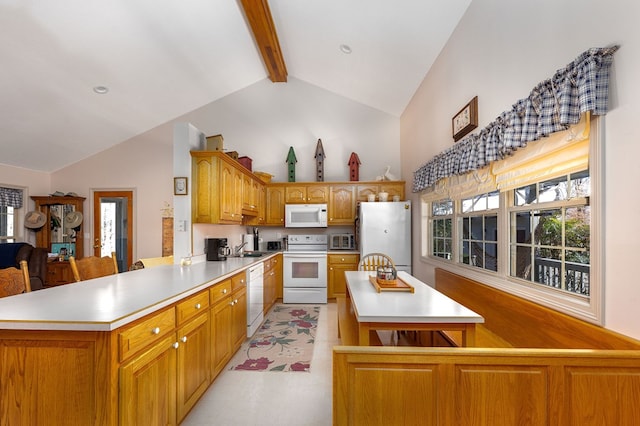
[
  {"x1": 0, "y1": 187, "x2": 23, "y2": 209},
  {"x1": 413, "y1": 46, "x2": 619, "y2": 193}
]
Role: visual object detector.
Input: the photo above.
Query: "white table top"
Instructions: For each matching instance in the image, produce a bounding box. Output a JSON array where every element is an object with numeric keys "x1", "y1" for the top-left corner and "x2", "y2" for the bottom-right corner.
[
  {"x1": 0, "y1": 255, "x2": 275, "y2": 332},
  {"x1": 346, "y1": 271, "x2": 484, "y2": 324}
]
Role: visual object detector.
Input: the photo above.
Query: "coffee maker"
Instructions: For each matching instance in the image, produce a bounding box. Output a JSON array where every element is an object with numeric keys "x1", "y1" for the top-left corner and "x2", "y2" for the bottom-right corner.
[{"x1": 205, "y1": 238, "x2": 231, "y2": 261}]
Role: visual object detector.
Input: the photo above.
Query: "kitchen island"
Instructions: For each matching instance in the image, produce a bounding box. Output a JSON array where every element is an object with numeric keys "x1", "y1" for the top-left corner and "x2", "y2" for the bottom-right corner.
[{"x1": 0, "y1": 255, "x2": 275, "y2": 425}]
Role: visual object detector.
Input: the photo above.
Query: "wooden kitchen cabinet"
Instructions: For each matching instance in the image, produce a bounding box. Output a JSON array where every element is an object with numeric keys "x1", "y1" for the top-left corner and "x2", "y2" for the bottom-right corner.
[
  {"x1": 45, "y1": 260, "x2": 74, "y2": 286},
  {"x1": 231, "y1": 272, "x2": 248, "y2": 352},
  {"x1": 263, "y1": 257, "x2": 278, "y2": 315},
  {"x1": 285, "y1": 184, "x2": 328, "y2": 203},
  {"x1": 356, "y1": 182, "x2": 405, "y2": 201},
  {"x1": 120, "y1": 333, "x2": 178, "y2": 426},
  {"x1": 265, "y1": 185, "x2": 286, "y2": 225},
  {"x1": 274, "y1": 254, "x2": 283, "y2": 299},
  {"x1": 210, "y1": 279, "x2": 233, "y2": 379},
  {"x1": 328, "y1": 185, "x2": 356, "y2": 225},
  {"x1": 176, "y1": 291, "x2": 211, "y2": 422},
  {"x1": 328, "y1": 254, "x2": 359, "y2": 298}
]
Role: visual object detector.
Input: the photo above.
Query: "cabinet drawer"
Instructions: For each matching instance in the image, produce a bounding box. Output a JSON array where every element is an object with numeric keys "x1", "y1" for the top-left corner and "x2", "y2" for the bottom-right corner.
[
  {"x1": 119, "y1": 307, "x2": 176, "y2": 361},
  {"x1": 176, "y1": 291, "x2": 210, "y2": 325},
  {"x1": 328, "y1": 254, "x2": 359, "y2": 265},
  {"x1": 231, "y1": 272, "x2": 246, "y2": 292},
  {"x1": 210, "y1": 279, "x2": 232, "y2": 305}
]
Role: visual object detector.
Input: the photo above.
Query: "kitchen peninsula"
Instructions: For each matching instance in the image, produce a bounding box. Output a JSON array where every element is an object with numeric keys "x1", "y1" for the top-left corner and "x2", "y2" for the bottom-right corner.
[{"x1": 0, "y1": 255, "x2": 274, "y2": 425}]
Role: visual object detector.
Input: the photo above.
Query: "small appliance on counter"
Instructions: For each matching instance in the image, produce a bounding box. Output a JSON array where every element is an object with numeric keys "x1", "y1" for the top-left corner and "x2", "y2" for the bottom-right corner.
[
  {"x1": 329, "y1": 233, "x2": 355, "y2": 250},
  {"x1": 267, "y1": 240, "x2": 282, "y2": 251},
  {"x1": 242, "y1": 234, "x2": 255, "y2": 252},
  {"x1": 205, "y1": 238, "x2": 231, "y2": 261}
]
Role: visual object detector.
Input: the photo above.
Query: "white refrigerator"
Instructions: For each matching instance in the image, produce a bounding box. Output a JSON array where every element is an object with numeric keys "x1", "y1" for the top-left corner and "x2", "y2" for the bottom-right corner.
[{"x1": 357, "y1": 201, "x2": 412, "y2": 273}]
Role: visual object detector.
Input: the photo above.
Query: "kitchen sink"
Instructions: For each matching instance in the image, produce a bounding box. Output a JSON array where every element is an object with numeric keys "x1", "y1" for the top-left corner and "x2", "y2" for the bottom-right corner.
[{"x1": 242, "y1": 252, "x2": 265, "y2": 257}]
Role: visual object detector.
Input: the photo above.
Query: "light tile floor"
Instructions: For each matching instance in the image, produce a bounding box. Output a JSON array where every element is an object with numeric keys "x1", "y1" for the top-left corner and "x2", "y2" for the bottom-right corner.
[{"x1": 181, "y1": 303, "x2": 340, "y2": 426}]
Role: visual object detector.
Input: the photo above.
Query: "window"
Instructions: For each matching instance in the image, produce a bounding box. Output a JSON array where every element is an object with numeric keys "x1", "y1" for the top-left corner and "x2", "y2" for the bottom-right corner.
[
  {"x1": 430, "y1": 199, "x2": 453, "y2": 260},
  {"x1": 509, "y1": 171, "x2": 590, "y2": 296},
  {"x1": 460, "y1": 191, "x2": 499, "y2": 271},
  {"x1": 0, "y1": 186, "x2": 23, "y2": 243},
  {"x1": 0, "y1": 206, "x2": 16, "y2": 243}
]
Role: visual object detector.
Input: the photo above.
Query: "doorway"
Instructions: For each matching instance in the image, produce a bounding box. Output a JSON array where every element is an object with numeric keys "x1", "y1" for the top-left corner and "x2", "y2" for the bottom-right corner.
[{"x1": 93, "y1": 191, "x2": 133, "y2": 272}]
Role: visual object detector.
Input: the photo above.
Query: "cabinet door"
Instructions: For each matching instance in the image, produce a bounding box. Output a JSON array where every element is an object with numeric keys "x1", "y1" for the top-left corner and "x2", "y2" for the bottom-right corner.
[
  {"x1": 192, "y1": 156, "x2": 215, "y2": 223},
  {"x1": 231, "y1": 286, "x2": 247, "y2": 351},
  {"x1": 274, "y1": 254, "x2": 283, "y2": 299},
  {"x1": 379, "y1": 182, "x2": 405, "y2": 200},
  {"x1": 220, "y1": 161, "x2": 236, "y2": 222},
  {"x1": 356, "y1": 184, "x2": 379, "y2": 202},
  {"x1": 211, "y1": 295, "x2": 233, "y2": 379},
  {"x1": 265, "y1": 185, "x2": 285, "y2": 225},
  {"x1": 176, "y1": 312, "x2": 210, "y2": 422},
  {"x1": 329, "y1": 185, "x2": 356, "y2": 225},
  {"x1": 328, "y1": 254, "x2": 359, "y2": 298},
  {"x1": 242, "y1": 173, "x2": 253, "y2": 212},
  {"x1": 285, "y1": 185, "x2": 307, "y2": 203},
  {"x1": 307, "y1": 185, "x2": 329, "y2": 203},
  {"x1": 120, "y1": 334, "x2": 177, "y2": 426}
]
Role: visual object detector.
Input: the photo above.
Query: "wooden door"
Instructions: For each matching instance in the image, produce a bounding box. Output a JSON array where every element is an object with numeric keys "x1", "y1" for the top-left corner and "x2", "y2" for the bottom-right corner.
[
  {"x1": 93, "y1": 190, "x2": 133, "y2": 272},
  {"x1": 329, "y1": 185, "x2": 355, "y2": 225},
  {"x1": 211, "y1": 295, "x2": 232, "y2": 378},
  {"x1": 265, "y1": 185, "x2": 285, "y2": 225},
  {"x1": 176, "y1": 313, "x2": 210, "y2": 422},
  {"x1": 119, "y1": 334, "x2": 177, "y2": 426}
]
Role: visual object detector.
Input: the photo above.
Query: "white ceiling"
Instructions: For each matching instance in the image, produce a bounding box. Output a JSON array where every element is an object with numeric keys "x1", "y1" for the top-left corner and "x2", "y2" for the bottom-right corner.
[{"x1": 0, "y1": 0, "x2": 471, "y2": 173}]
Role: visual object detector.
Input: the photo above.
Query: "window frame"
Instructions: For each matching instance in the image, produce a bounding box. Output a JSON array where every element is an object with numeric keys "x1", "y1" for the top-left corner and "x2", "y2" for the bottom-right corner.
[{"x1": 420, "y1": 117, "x2": 602, "y2": 324}]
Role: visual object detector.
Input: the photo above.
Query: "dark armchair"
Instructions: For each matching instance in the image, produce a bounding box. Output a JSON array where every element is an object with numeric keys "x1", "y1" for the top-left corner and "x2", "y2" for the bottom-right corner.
[{"x1": 0, "y1": 243, "x2": 48, "y2": 291}]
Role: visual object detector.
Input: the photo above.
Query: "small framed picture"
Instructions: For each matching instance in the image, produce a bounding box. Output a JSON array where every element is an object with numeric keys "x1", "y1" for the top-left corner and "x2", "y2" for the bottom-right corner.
[
  {"x1": 452, "y1": 96, "x2": 478, "y2": 142},
  {"x1": 174, "y1": 177, "x2": 188, "y2": 195}
]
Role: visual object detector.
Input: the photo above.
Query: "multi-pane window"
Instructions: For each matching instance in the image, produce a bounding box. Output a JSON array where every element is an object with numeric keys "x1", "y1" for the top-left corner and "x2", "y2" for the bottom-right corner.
[
  {"x1": 459, "y1": 191, "x2": 499, "y2": 271},
  {"x1": 430, "y1": 199, "x2": 453, "y2": 260},
  {"x1": 0, "y1": 206, "x2": 16, "y2": 243},
  {"x1": 509, "y1": 171, "x2": 590, "y2": 296}
]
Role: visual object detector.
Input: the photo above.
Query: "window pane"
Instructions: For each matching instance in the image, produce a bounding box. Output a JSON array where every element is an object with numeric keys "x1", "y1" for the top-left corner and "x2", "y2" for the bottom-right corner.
[
  {"x1": 565, "y1": 206, "x2": 590, "y2": 249},
  {"x1": 569, "y1": 170, "x2": 590, "y2": 198},
  {"x1": 534, "y1": 248, "x2": 561, "y2": 288},
  {"x1": 462, "y1": 217, "x2": 470, "y2": 239},
  {"x1": 514, "y1": 184, "x2": 537, "y2": 206},
  {"x1": 432, "y1": 200, "x2": 453, "y2": 215},
  {"x1": 513, "y1": 212, "x2": 531, "y2": 243},
  {"x1": 461, "y1": 241, "x2": 470, "y2": 264},
  {"x1": 485, "y1": 243, "x2": 498, "y2": 271},
  {"x1": 485, "y1": 215, "x2": 498, "y2": 241},
  {"x1": 470, "y1": 216, "x2": 483, "y2": 240},
  {"x1": 534, "y1": 209, "x2": 562, "y2": 246},
  {"x1": 513, "y1": 245, "x2": 531, "y2": 280},
  {"x1": 487, "y1": 191, "x2": 500, "y2": 209},
  {"x1": 539, "y1": 176, "x2": 567, "y2": 202}
]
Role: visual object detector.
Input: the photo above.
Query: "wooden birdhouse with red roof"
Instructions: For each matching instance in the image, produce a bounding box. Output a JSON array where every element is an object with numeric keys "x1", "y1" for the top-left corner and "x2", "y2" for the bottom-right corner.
[
  {"x1": 314, "y1": 139, "x2": 325, "y2": 182},
  {"x1": 348, "y1": 152, "x2": 361, "y2": 181}
]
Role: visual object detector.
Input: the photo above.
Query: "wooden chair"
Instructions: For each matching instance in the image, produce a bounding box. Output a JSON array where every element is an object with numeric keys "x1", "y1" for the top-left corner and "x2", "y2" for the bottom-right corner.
[
  {"x1": 0, "y1": 260, "x2": 31, "y2": 298},
  {"x1": 358, "y1": 252, "x2": 396, "y2": 271},
  {"x1": 69, "y1": 252, "x2": 118, "y2": 282}
]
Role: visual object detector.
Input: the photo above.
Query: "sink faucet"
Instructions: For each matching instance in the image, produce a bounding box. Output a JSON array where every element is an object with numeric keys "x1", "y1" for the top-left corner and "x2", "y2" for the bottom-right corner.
[{"x1": 234, "y1": 242, "x2": 247, "y2": 256}]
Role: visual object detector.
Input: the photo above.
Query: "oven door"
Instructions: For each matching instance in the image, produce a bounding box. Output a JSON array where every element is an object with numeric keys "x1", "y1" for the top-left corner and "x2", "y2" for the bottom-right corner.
[{"x1": 283, "y1": 252, "x2": 327, "y2": 288}]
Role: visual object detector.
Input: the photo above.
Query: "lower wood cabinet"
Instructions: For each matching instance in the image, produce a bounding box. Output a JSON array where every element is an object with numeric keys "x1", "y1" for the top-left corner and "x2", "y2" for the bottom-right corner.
[
  {"x1": 328, "y1": 254, "x2": 359, "y2": 298},
  {"x1": 211, "y1": 280, "x2": 233, "y2": 380},
  {"x1": 45, "y1": 261, "x2": 74, "y2": 286}
]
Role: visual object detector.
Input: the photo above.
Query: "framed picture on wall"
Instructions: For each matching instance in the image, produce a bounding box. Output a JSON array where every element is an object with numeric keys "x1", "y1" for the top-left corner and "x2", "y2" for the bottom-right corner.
[
  {"x1": 174, "y1": 177, "x2": 188, "y2": 195},
  {"x1": 452, "y1": 96, "x2": 478, "y2": 142}
]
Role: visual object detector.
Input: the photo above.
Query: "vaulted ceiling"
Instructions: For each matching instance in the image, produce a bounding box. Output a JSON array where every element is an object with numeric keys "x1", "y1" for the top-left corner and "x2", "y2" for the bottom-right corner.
[{"x1": 0, "y1": 0, "x2": 471, "y2": 172}]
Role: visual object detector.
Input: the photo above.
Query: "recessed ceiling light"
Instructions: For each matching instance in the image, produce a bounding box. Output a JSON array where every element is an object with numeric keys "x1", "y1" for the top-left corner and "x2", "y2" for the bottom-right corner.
[
  {"x1": 339, "y1": 44, "x2": 352, "y2": 54},
  {"x1": 93, "y1": 86, "x2": 109, "y2": 94}
]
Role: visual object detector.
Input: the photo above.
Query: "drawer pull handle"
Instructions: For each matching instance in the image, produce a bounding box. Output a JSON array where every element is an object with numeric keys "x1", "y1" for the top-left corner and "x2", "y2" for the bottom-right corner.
[
  {"x1": 195, "y1": 303, "x2": 201, "y2": 309},
  {"x1": 181, "y1": 336, "x2": 187, "y2": 343},
  {"x1": 173, "y1": 342, "x2": 180, "y2": 349},
  {"x1": 230, "y1": 301, "x2": 235, "y2": 306},
  {"x1": 152, "y1": 327, "x2": 160, "y2": 335},
  {"x1": 234, "y1": 299, "x2": 239, "y2": 304},
  {"x1": 223, "y1": 289, "x2": 227, "y2": 294}
]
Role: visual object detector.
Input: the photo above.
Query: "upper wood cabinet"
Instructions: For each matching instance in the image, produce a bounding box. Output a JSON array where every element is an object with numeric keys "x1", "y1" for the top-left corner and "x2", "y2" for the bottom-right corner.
[
  {"x1": 191, "y1": 151, "x2": 263, "y2": 225},
  {"x1": 328, "y1": 185, "x2": 356, "y2": 225},
  {"x1": 356, "y1": 182, "x2": 405, "y2": 202},
  {"x1": 265, "y1": 185, "x2": 286, "y2": 225},
  {"x1": 285, "y1": 184, "x2": 329, "y2": 204}
]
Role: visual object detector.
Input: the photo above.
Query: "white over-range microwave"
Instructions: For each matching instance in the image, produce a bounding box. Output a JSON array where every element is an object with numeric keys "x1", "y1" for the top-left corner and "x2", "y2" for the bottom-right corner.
[{"x1": 285, "y1": 204, "x2": 328, "y2": 228}]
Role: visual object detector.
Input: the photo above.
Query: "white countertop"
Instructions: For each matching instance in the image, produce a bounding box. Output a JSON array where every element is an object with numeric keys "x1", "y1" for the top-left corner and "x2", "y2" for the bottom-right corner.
[
  {"x1": 0, "y1": 255, "x2": 275, "y2": 332},
  {"x1": 346, "y1": 271, "x2": 484, "y2": 324}
]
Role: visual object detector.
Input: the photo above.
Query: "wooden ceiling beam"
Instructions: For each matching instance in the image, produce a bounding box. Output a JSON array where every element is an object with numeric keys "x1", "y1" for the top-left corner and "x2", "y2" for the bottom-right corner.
[{"x1": 239, "y1": 0, "x2": 288, "y2": 82}]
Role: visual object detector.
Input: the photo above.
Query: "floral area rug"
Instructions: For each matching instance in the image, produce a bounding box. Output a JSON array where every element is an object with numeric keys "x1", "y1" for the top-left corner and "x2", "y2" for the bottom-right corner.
[{"x1": 230, "y1": 304, "x2": 320, "y2": 372}]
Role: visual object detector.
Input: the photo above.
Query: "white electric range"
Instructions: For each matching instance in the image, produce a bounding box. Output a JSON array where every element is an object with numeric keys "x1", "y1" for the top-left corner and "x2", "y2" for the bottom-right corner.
[{"x1": 282, "y1": 234, "x2": 328, "y2": 304}]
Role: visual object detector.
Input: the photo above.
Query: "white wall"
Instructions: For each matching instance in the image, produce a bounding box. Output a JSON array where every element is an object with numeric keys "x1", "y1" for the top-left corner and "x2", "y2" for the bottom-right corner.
[
  {"x1": 47, "y1": 77, "x2": 399, "y2": 261},
  {"x1": 401, "y1": 0, "x2": 640, "y2": 339}
]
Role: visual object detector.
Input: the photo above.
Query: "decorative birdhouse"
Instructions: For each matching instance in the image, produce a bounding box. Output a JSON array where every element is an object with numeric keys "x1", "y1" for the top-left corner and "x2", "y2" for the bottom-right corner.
[
  {"x1": 348, "y1": 152, "x2": 361, "y2": 181},
  {"x1": 286, "y1": 147, "x2": 297, "y2": 182},
  {"x1": 314, "y1": 139, "x2": 325, "y2": 182}
]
